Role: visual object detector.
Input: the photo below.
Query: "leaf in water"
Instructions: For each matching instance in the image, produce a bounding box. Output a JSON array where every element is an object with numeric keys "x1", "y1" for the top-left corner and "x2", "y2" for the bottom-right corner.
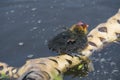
[
  {"x1": 78, "y1": 64, "x2": 84, "y2": 70},
  {"x1": 54, "y1": 75, "x2": 63, "y2": 80},
  {"x1": 0, "y1": 72, "x2": 9, "y2": 80}
]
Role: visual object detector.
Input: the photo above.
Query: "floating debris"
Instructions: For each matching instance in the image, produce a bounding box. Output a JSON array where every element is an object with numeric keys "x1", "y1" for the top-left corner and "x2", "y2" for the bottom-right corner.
[
  {"x1": 100, "y1": 58, "x2": 106, "y2": 63},
  {"x1": 18, "y1": 42, "x2": 24, "y2": 46},
  {"x1": 10, "y1": 10, "x2": 15, "y2": 13},
  {"x1": 30, "y1": 27, "x2": 38, "y2": 31},
  {"x1": 110, "y1": 61, "x2": 116, "y2": 66},
  {"x1": 44, "y1": 40, "x2": 48, "y2": 45},
  {"x1": 27, "y1": 54, "x2": 34, "y2": 58},
  {"x1": 97, "y1": 70, "x2": 100, "y2": 73},
  {"x1": 103, "y1": 71, "x2": 108, "y2": 74},
  {"x1": 33, "y1": 27, "x2": 37, "y2": 30},
  {"x1": 112, "y1": 69, "x2": 119, "y2": 74},
  {"x1": 37, "y1": 20, "x2": 42, "y2": 23},
  {"x1": 31, "y1": 8, "x2": 37, "y2": 11}
]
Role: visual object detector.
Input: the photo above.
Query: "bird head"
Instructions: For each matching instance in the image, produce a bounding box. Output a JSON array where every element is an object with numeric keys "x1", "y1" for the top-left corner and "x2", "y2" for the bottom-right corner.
[{"x1": 70, "y1": 21, "x2": 88, "y2": 34}]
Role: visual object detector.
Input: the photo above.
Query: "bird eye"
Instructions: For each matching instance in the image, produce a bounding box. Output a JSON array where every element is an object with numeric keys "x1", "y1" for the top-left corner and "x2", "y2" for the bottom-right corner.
[{"x1": 81, "y1": 24, "x2": 84, "y2": 26}]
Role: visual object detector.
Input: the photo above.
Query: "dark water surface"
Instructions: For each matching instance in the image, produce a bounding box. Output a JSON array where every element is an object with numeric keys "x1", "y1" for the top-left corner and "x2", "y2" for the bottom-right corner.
[{"x1": 0, "y1": 0, "x2": 120, "y2": 80}]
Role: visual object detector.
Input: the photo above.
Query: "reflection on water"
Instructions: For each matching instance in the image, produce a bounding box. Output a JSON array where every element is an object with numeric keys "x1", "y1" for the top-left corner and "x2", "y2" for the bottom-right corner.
[{"x1": 0, "y1": 0, "x2": 120, "y2": 80}]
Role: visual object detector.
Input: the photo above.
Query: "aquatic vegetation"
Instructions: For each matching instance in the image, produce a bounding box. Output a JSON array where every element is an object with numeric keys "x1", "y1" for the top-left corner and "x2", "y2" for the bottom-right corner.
[{"x1": 0, "y1": 72, "x2": 9, "y2": 80}]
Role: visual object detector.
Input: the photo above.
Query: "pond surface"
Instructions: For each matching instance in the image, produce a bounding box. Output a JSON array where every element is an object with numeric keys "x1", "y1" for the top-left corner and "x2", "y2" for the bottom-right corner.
[{"x1": 0, "y1": 0, "x2": 120, "y2": 80}]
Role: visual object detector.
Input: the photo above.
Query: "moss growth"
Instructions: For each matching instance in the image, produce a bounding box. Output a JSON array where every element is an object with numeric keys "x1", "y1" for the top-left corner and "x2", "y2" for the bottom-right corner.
[
  {"x1": 65, "y1": 61, "x2": 89, "y2": 78},
  {"x1": 0, "y1": 72, "x2": 9, "y2": 80},
  {"x1": 54, "y1": 75, "x2": 63, "y2": 80}
]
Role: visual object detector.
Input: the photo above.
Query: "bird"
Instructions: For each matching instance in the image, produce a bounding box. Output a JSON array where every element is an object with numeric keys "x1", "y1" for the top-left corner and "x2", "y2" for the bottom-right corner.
[{"x1": 48, "y1": 21, "x2": 88, "y2": 54}]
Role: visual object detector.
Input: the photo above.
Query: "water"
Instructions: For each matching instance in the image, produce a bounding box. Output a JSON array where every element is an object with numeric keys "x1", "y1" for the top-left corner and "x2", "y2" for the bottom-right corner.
[{"x1": 0, "y1": 0, "x2": 120, "y2": 80}]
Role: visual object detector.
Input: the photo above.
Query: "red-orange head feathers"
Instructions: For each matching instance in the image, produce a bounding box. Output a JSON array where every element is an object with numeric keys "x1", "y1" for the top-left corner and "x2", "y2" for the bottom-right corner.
[{"x1": 70, "y1": 21, "x2": 88, "y2": 34}]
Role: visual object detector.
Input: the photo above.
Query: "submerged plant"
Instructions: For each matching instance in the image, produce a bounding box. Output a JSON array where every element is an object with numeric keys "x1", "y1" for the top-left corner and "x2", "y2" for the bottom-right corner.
[{"x1": 0, "y1": 72, "x2": 9, "y2": 80}]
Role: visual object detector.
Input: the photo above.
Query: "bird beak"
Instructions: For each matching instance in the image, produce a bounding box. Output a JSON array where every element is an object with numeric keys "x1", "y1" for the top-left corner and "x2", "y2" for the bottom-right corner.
[
  {"x1": 77, "y1": 21, "x2": 84, "y2": 26},
  {"x1": 76, "y1": 21, "x2": 89, "y2": 28}
]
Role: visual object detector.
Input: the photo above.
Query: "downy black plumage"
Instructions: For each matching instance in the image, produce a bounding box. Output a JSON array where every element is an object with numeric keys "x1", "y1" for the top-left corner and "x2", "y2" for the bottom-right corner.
[{"x1": 48, "y1": 21, "x2": 88, "y2": 54}]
